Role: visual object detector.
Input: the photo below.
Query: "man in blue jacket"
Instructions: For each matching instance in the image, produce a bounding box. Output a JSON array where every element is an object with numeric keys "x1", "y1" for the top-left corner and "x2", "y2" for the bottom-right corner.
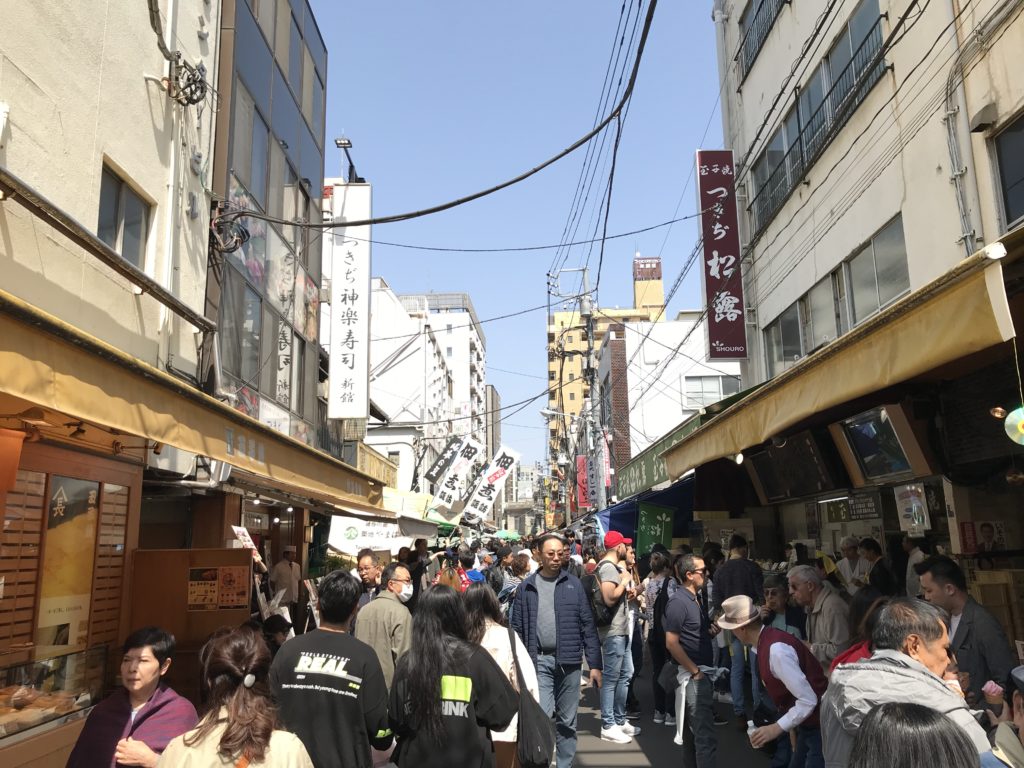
[{"x1": 512, "y1": 532, "x2": 603, "y2": 768}]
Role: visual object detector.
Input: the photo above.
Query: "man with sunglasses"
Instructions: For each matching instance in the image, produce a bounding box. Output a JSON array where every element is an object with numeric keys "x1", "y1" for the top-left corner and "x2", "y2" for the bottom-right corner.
[{"x1": 664, "y1": 553, "x2": 717, "y2": 768}]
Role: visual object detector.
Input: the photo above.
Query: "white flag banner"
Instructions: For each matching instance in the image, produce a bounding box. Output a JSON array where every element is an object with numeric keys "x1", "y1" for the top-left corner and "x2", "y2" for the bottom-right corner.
[
  {"x1": 463, "y1": 445, "x2": 521, "y2": 523},
  {"x1": 327, "y1": 184, "x2": 372, "y2": 419},
  {"x1": 431, "y1": 437, "x2": 484, "y2": 511}
]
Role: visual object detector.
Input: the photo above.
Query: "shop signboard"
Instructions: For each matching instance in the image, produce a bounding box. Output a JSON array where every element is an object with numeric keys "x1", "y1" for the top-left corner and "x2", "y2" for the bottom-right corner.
[
  {"x1": 430, "y1": 437, "x2": 484, "y2": 512},
  {"x1": 894, "y1": 483, "x2": 931, "y2": 535},
  {"x1": 327, "y1": 184, "x2": 372, "y2": 419},
  {"x1": 328, "y1": 515, "x2": 412, "y2": 556},
  {"x1": 576, "y1": 456, "x2": 590, "y2": 512},
  {"x1": 617, "y1": 416, "x2": 701, "y2": 499},
  {"x1": 696, "y1": 149, "x2": 747, "y2": 360}
]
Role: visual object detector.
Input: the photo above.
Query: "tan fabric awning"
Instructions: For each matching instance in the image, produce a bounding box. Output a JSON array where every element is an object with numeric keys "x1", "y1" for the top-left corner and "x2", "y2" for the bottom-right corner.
[
  {"x1": 663, "y1": 253, "x2": 1016, "y2": 481},
  {"x1": 0, "y1": 288, "x2": 382, "y2": 508}
]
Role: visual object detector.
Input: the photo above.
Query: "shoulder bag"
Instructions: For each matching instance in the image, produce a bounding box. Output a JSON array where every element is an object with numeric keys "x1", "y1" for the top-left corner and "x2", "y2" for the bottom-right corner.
[{"x1": 506, "y1": 624, "x2": 555, "y2": 768}]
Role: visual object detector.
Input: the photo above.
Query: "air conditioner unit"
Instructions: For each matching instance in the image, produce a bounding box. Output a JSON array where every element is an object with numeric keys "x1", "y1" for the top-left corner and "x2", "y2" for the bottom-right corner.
[
  {"x1": 320, "y1": 280, "x2": 331, "y2": 303},
  {"x1": 317, "y1": 381, "x2": 329, "y2": 399}
]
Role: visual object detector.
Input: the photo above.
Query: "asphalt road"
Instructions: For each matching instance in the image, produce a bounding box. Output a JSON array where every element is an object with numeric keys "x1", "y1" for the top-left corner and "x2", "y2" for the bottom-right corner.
[{"x1": 572, "y1": 672, "x2": 773, "y2": 768}]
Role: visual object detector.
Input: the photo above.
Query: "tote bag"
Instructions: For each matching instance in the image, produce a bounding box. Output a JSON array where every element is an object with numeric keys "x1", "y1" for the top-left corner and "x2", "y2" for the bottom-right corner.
[{"x1": 507, "y1": 625, "x2": 556, "y2": 768}]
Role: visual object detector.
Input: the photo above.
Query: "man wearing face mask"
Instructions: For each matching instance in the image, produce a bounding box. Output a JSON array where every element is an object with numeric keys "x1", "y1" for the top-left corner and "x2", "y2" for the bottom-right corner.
[{"x1": 354, "y1": 560, "x2": 414, "y2": 690}]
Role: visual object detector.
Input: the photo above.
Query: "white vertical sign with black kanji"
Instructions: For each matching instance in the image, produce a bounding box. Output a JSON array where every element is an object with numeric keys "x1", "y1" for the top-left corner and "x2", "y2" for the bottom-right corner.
[
  {"x1": 328, "y1": 184, "x2": 372, "y2": 419},
  {"x1": 431, "y1": 437, "x2": 485, "y2": 511},
  {"x1": 463, "y1": 446, "x2": 521, "y2": 523}
]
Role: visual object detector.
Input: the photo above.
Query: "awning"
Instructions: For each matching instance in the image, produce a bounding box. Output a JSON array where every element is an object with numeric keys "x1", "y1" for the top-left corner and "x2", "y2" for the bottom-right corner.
[
  {"x1": 227, "y1": 470, "x2": 396, "y2": 523},
  {"x1": 0, "y1": 288, "x2": 382, "y2": 508},
  {"x1": 664, "y1": 246, "x2": 1017, "y2": 480}
]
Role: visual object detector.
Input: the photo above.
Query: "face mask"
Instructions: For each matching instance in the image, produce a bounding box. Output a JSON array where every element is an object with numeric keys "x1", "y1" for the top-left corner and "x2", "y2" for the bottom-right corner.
[{"x1": 398, "y1": 583, "x2": 414, "y2": 603}]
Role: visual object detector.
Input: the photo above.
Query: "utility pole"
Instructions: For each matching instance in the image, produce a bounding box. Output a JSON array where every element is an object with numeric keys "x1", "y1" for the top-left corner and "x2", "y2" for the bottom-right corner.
[{"x1": 579, "y1": 271, "x2": 607, "y2": 513}]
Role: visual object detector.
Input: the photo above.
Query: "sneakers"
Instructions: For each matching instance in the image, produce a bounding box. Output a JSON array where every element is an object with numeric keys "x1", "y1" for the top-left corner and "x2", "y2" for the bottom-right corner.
[
  {"x1": 665, "y1": 714, "x2": 677, "y2": 727},
  {"x1": 625, "y1": 708, "x2": 642, "y2": 720},
  {"x1": 652, "y1": 711, "x2": 666, "y2": 725},
  {"x1": 619, "y1": 722, "x2": 642, "y2": 737},
  {"x1": 600, "y1": 726, "x2": 632, "y2": 744},
  {"x1": 713, "y1": 712, "x2": 728, "y2": 726}
]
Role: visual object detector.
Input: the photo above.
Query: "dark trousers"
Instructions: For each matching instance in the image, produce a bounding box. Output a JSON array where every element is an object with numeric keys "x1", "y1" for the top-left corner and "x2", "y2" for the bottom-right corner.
[{"x1": 648, "y1": 640, "x2": 676, "y2": 716}]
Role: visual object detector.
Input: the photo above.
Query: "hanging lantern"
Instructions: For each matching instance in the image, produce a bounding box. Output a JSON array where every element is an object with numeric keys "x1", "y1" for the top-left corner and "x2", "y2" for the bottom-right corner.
[{"x1": 0, "y1": 428, "x2": 27, "y2": 492}]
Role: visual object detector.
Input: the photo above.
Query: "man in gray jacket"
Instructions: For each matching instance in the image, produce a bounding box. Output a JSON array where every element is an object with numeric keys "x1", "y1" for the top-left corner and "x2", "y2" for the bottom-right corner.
[
  {"x1": 788, "y1": 565, "x2": 849, "y2": 670},
  {"x1": 821, "y1": 598, "x2": 992, "y2": 767}
]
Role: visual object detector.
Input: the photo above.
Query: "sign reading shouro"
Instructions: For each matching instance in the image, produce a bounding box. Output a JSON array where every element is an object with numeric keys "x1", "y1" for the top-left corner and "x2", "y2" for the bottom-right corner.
[{"x1": 696, "y1": 150, "x2": 747, "y2": 360}]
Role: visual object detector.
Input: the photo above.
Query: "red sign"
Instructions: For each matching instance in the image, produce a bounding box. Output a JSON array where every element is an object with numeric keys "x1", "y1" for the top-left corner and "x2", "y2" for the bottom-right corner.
[
  {"x1": 696, "y1": 150, "x2": 747, "y2": 360},
  {"x1": 576, "y1": 456, "x2": 590, "y2": 512},
  {"x1": 959, "y1": 522, "x2": 977, "y2": 554}
]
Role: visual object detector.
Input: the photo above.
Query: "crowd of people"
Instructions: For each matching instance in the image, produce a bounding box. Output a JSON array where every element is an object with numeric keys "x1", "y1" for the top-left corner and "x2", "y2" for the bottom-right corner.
[{"x1": 64, "y1": 531, "x2": 1024, "y2": 767}]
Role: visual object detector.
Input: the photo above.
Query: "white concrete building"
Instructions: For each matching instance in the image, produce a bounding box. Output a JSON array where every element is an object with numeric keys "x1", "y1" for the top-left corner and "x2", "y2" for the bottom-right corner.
[
  {"x1": 597, "y1": 314, "x2": 742, "y2": 461},
  {"x1": 711, "y1": 0, "x2": 1024, "y2": 387},
  {"x1": 400, "y1": 292, "x2": 487, "y2": 444},
  {"x1": 366, "y1": 279, "x2": 454, "y2": 491}
]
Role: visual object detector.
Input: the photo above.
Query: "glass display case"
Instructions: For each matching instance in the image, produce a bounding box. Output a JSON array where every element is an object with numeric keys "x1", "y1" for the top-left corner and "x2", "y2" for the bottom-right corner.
[{"x1": 0, "y1": 646, "x2": 106, "y2": 743}]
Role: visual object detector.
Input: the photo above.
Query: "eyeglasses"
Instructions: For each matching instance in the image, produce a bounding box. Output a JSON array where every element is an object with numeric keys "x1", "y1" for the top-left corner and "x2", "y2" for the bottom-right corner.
[
  {"x1": 390, "y1": 577, "x2": 412, "y2": 585},
  {"x1": 688, "y1": 568, "x2": 707, "y2": 575}
]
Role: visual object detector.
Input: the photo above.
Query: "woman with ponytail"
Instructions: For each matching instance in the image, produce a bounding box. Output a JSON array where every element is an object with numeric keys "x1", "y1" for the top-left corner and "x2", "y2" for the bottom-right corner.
[{"x1": 158, "y1": 625, "x2": 312, "y2": 767}]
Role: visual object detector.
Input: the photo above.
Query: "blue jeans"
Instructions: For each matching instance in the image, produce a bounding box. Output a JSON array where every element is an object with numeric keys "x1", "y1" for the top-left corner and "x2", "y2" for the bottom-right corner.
[
  {"x1": 535, "y1": 655, "x2": 581, "y2": 768},
  {"x1": 791, "y1": 724, "x2": 823, "y2": 768},
  {"x1": 730, "y1": 632, "x2": 760, "y2": 716},
  {"x1": 679, "y1": 674, "x2": 717, "y2": 768},
  {"x1": 599, "y1": 633, "x2": 634, "y2": 729}
]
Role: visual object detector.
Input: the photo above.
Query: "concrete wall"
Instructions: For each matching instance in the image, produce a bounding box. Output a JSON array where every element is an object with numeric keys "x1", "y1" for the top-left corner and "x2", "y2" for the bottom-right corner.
[{"x1": 0, "y1": 0, "x2": 219, "y2": 372}]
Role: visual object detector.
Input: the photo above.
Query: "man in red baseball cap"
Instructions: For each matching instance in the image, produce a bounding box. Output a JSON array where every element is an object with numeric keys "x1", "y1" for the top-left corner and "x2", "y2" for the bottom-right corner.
[{"x1": 597, "y1": 530, "x2": 641, "y2": 743}]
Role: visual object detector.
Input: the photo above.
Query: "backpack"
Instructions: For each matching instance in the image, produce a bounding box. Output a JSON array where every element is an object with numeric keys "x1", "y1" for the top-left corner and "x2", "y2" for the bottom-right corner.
[
  {"x1": 651, "y1": 577, "x2": 672, "y2": 647},
  {"x1": 582, "y1": 563, "x2": 620, "y2": 628}
]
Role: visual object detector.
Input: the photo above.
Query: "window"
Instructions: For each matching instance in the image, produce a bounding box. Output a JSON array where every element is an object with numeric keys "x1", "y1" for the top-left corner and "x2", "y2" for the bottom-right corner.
[
  {"x1": 569, "y1": 392, "x2": 576, "y2": 401},
  {"x1": 301, "y1": 46, "x2": 316, "y2": 127},
  {"x1": 231, "y1": 83, "x2": 269, "y2": 207},
  {"x1": 388, "y1": 451, "x2": 401, "y2": 466},
  {"x1": 685, "y1": 375, "x2": 741, "y2": 408},
  {"x1": 447, "y1": 324, "x2": 453, "y2": 334},
  {"x1": 738, "y1": 0, "x2": 786, "y2": 78},
  {"x1": 220, "y1": 268, "x2": 262, "y2": 383},
  {"x1": 569, "y1": 373, "x2": 575, "y2": 382},
  {"x1": 291, "y1": 334, "x2": 305, "y2": 416},
  {"x1": 97, "y1": 167, "x2": 150, "y2": 268},
  {"x1": 764, "y1": 302, "x2": 802, "y2": 377},
  {"x1": 549, "y1": 370, "x2": 556, "y2": 381},
  {"x1": 255, "y1": 0, "x2": 275, "y2": 44},
  {"x1": 446, "y1": 347, "x2": 452, "y2": 357},
  {"x1": 802, "y1": 275, "x2": 838, "y2": 352},
  {"x1": 849, "y1": 215, "x2": 910, "y2": 322},
  {"x1": 996, "y1": 114, "x2": 1024, "y2": 227},
  {"x1": 749, "y1": 0, "x2": 883, "y2": 233},
  {"x1": 274, "y1": 1, "x2": 291, "y2": 74},
  {"x1": 288, "y1": 18, "x2": 303, "y2": 96}
]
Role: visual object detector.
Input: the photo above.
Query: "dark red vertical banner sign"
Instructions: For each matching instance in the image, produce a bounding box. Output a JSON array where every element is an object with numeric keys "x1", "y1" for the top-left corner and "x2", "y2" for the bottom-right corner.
[
  {"x1": 576, "y1": 456, "x2": 590, "y2": 513},
  {"x1": 696, "y1": 150, "x2": 747, "y2": 360}
]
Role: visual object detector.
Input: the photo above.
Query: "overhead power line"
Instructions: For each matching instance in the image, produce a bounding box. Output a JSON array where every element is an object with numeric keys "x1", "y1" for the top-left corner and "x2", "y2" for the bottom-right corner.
[{"x1": 217, "y1": 0, "x2": 660, "y2": 232}]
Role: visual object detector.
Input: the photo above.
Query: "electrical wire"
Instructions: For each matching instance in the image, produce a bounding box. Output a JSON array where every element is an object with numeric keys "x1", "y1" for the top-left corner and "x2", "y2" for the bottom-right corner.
[{"x1": 216, "y1": 0, "x2": 660, "y2": 233}]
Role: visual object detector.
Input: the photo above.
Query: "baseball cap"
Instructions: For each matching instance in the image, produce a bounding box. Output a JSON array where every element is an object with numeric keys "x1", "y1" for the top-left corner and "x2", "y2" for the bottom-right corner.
[
  {"x1": 466, "y1": 569, "x2": 486, "y2": 583},
  {"x1": 604, "y1": 531, "x2": 633, "y2": 549}
]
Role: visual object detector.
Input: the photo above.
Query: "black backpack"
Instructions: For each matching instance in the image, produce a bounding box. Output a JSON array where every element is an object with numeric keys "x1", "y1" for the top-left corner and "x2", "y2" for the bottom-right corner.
[
  {"x1": 651, "y1": 577, "x2": 673, "y2": 647},
  {"x1": 582, "y1": 564, "x2": 620, "y2": 627}
]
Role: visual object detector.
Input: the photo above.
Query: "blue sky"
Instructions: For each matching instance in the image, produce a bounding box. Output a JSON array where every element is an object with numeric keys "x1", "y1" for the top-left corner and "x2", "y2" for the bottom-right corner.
[{"x1": 309, "y1": 1, "x2": 722, "y2": 465}]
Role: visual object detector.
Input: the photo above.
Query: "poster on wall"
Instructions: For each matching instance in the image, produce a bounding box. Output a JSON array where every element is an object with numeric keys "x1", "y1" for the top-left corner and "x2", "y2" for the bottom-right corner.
[
  {"x1": 35, "y1": 476, "x2": 100, "y2": 651},
  {"x1": 894, "y1": 483, "x2": 931, "y2": 534},
  {"x1": 976, "y1": 521, "x2": 1008, "y2": 552},
  {"x1": 636, "y1": 504, "x2": 674, "y2": 556},
  {"x1": 187, "y1": 568, "x2": 219, "y2": 611}
]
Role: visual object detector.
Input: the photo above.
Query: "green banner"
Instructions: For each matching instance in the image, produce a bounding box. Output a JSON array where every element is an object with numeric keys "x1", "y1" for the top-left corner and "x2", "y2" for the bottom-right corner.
[{"x1": 636, "y1": 503, "x2": 674, "y2": 556}]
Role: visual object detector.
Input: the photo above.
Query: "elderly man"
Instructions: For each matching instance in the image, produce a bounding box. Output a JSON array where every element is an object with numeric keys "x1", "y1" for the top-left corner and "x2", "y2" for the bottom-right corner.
[
  {"x1": 354, "y1": 560, "x2": 413, "y2": 690},
  {"x1": 821, "y1": 598, "x2": 993, "y2": 767},
  {"x1": 915, "y1": 555, "x2": 1015, "y2": 709},
  {"x1": 788, "y1": 565, "x2": 849, "y2": 670},
  {"x1": 720, "y1": 595, "x2": 827, "y2": 768},
  {"x1": 835, "y1": 536, "x2": 869, "y2": 597}
]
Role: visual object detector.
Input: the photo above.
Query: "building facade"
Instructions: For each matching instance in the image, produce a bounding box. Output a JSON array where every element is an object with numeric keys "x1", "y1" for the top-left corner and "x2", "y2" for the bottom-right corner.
[
  {"x1": 400, "y1": 292, "x2": 487, "y2": 444},
  {"x1": 712, "y1": 0, "x2": 1024, "y2": 386},
  {"x1": 365, "y1": 279, "x2": 454, "y2": 492}
]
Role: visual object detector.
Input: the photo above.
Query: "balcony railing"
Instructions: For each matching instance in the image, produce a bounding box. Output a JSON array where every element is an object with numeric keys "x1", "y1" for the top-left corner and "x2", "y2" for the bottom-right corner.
[
  {"x1": 738, "y1": 0, "x2": 787, "y2": 79},
  {"x1": 749, "y1": 16, "x2": 885, "y2": 235}
]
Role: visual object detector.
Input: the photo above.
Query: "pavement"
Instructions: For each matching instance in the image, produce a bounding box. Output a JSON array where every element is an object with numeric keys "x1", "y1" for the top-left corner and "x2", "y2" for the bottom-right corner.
[{"x1": 572, "y1": 670, "x2": 772, "y2": 768}]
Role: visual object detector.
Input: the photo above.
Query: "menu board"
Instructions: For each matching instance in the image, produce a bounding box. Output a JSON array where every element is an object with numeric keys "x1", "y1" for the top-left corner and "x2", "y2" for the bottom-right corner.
[{"x1": 188, "y1": 566, "x2": 250, "y2": 611}]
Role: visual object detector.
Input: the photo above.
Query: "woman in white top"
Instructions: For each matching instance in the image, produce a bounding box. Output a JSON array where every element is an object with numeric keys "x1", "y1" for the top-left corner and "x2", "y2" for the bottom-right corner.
[
  {"x1": 158, "y1": 626, "x2": 313, "y2": 767},
  {"x1": 464, "y1": 581, "x2": 540, "y2": 768}
]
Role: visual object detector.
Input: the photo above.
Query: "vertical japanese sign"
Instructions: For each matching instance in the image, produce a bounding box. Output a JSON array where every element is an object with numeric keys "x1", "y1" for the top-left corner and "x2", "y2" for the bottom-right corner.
[
  {"x1": 464, "y1": 446, "x2": 521, "y2": 523},
  {"x1": 425, "y1": 436, "x2": 463, "y2": 486},
  {"x1": 431, "y1": 437, "x2": 485, "y2": 512},
  {"x1": 328, "y1": 184, "x2": 372, "y2": 419},
  {"x1": 576, "y1": 456, "x2": 590, "y2": 512},
  {"x1": 36, "y1": 476, "x2": 99, "y2": 651},
  {"x1": 696, "y1": 150, "x2": 747, "y2": 360}
]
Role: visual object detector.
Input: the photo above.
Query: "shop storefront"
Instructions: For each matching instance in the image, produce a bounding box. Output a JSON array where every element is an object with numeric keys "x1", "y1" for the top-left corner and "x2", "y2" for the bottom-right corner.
[
  {"x1": 659, "y1": 229, "x2": 1024, "y2": 655},
  {"x1": 0, "y1": 290, "x2": 385, "y2": 765}
]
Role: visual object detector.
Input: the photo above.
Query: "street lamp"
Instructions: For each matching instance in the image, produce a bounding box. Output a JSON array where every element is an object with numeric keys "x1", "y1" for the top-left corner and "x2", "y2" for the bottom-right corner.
[{"x1": 333, "y1": 136, "x2": 364, "y2": 183}]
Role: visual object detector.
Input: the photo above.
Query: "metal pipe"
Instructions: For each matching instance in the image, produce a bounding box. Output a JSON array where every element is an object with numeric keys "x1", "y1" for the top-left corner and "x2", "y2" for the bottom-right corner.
[{"x1": 0, "y1": 164, "x2": 216, "y2": 333}]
